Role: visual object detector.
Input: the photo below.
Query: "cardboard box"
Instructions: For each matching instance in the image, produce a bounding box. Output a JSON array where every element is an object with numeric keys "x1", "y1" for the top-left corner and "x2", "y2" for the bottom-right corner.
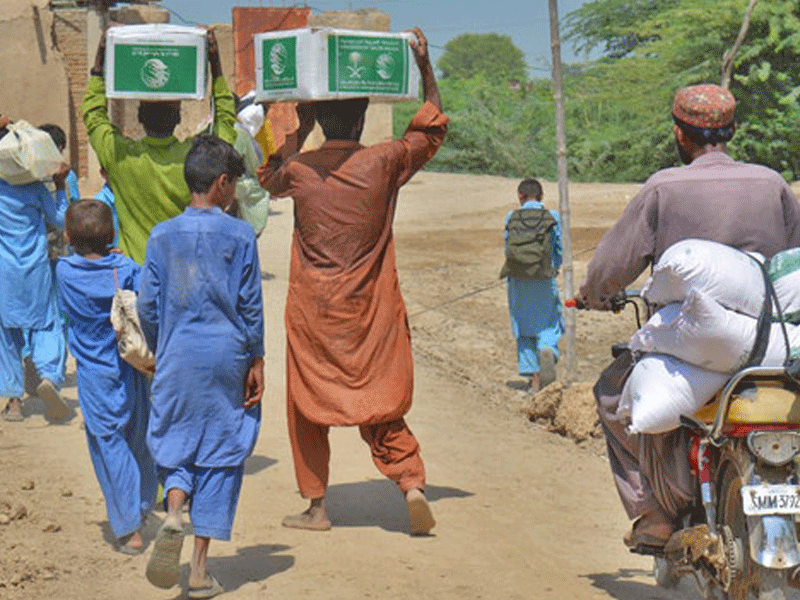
[
  {"x1": 106, "y1": 25, "x2": 207, "y2": 100},
  {"x1": 254, "y1": 28, "x2": 420, "y2": 102}
]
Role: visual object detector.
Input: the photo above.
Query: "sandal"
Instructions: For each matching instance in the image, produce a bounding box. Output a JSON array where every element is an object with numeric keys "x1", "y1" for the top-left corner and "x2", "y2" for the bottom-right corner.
[
  {"x1": 145, "y1": 520, "x2": 184, "y2": 589},
  {"x1": 187, "y1": 574, "x2": 224, "y2": 599},
  {"x1": 2, "y1": 397, "x2": 23, "y2": 422}
]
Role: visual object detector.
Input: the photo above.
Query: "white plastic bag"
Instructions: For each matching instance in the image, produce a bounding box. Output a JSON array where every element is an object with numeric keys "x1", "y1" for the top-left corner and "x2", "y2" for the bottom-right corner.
[
  {"x1": 642, "y1": 239, "x2": 764, "y2": 317},
  {"x1": 0, "y1": 120, "x2": 63, "y2": 185},
  {"x1": 619, "y1": 353, "x2": 728, "y2": 434}
]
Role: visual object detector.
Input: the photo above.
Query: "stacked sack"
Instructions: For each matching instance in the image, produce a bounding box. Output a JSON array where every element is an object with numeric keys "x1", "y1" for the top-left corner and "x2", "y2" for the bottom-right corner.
[{"x1": 618, "y1": 240, "x2": 800, "y2": 434}]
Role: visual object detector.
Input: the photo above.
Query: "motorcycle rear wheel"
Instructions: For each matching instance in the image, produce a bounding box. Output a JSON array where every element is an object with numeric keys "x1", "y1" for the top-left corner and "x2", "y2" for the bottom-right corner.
[{"x1": 718, "y1": 461, "x2": 788, "y2": 600}]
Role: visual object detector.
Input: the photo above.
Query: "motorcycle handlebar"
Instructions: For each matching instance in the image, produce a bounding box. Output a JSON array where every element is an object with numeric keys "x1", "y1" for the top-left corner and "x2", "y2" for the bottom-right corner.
[{"x1": 565, "y1": 291, "x2": 636, "y2": 313}]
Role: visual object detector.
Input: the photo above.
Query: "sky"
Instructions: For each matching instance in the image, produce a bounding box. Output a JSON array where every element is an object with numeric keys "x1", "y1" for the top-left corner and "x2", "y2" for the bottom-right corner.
[{"x1": 157, "y1": 0, "x2": 592, "y2": 76}]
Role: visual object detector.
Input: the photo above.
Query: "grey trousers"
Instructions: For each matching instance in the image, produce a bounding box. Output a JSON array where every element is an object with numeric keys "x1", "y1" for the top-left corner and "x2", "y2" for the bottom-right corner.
[{"x1": 594, "y1": 350, "x2": 695, "y2": 520}]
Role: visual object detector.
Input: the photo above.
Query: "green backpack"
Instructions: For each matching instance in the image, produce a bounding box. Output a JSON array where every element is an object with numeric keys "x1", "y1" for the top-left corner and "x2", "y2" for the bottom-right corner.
[{"x1": 500, "y1": 207, "x2": 557, "y2": 280}]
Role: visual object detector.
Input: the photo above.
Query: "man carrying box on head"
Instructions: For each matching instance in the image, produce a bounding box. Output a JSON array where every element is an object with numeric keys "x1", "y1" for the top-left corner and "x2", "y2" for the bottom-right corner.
[
  {"x1": 258, "y1": 27, "x2": 447, "y2": 536},
  {"x1": 81, "y1": 28, "x2": 236, "y2": 265}
]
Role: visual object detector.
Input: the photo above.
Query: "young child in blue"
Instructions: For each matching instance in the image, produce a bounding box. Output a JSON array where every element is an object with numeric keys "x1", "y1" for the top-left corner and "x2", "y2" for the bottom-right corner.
[
  {"x1": 138, "y1": 135, "x2": 264, "y2": 598},
  {"x1": 55, "y1": 199, "x2": 157, "y2": 553}
]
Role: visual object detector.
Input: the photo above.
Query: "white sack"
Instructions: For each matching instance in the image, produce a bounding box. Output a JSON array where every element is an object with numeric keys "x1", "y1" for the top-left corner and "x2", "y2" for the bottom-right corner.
[
  {"x1": 768, "y1": 248, "x2": 800, "y2": 323},
  {"x1": 630, "y1": 290, "x2": 800, "y2": 372},
  {"x1": 619, "y1": 353, "x2": 729, "y2": 434},
  {"x1": 0, "y1": 120, "x2": 63, "y2": 186},
  {"x1": 642, "y1": 239, "x2": 764, "y2": 317}
]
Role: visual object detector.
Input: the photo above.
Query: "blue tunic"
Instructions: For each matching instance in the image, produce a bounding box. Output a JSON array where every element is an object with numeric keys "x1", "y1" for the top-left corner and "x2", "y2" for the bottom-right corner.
[
  {"x1": 56, "y1": 253, "x2": 156, "y2": 538},
  {"x1": 138, "y1": 206, "x2": 264, "y2": 468},
  {"x1": 0, "y1": 178, "x2": 67, "y2": 328},
  {"x1": 505, "y1": 200, "x2": 564, "y2": 375},
  {"x1": 56, "y1": 253, "x2": 147, "y2": 434}
]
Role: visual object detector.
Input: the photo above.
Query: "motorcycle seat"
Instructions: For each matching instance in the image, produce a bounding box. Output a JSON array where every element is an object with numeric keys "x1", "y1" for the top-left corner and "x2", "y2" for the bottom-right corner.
[{"x1": 693, "y1": 381, "x2": 800, "y2": 425}]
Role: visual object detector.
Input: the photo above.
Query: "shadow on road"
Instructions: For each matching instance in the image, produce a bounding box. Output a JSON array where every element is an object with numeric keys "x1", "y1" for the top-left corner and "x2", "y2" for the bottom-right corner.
[
  {"x1": 325, "y1": 479, "x2": 472, "y2": 533},
  {"x1": 584, "y1": 568, "x2": 699, "y2": 600},
  {"x1": 159, "y1": 544, "x2": 295, "y2": 599},
  {"x1": 244, "y1": 454, "x2": 278, "y2": 475}
]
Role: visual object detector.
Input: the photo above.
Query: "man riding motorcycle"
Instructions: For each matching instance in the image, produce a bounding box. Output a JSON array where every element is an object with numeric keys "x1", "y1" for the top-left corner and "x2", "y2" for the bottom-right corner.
[{"x1": 578, "y1": 83, "x2": 800, "y2": 550}]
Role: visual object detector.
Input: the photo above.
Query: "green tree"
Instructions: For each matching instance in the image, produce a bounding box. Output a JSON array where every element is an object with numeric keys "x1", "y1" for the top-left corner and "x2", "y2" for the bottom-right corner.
[
  {"x1": 562, "y1": 0, "x2": 800, "y2": 181},
  {"x1": 437, "y1": 33, "x2": 528, "y2": 83}
]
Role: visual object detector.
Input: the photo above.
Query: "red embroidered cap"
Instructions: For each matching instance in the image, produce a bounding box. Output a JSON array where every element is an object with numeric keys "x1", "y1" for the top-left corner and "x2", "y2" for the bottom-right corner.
[{"x1": 672, "y1": 84, "x2": 735, "y2": 128}]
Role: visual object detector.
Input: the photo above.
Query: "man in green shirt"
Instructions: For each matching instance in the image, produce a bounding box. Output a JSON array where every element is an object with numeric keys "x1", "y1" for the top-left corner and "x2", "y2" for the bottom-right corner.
[{"x1": 82, "y1": 29, "x2": 236, "y2": 264}]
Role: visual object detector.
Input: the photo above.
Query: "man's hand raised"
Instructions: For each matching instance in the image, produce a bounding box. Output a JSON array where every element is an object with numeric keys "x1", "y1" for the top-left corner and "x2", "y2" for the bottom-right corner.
[
  {"x1": 207, "y1": 28, "x2": 222, "y2": 80},
  {"x1": 408, "y1": 27, "x2": 442, "y2": 112}
]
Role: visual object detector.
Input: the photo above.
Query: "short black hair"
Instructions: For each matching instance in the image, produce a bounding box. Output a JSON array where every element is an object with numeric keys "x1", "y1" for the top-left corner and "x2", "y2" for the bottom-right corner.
[
  {"x1": 39, "y1": 123, "x2": 67, "y2": 152},
  {"x1": 315, "y1": 97, "x2": 369, "y2": 141},
  {"x1": 138, "y1": 101, "x2": 181, "y2": 137},
  {"x1": 518, "y1": 178, "x2": 542, "y2": 200},
  {"x1": 65, "y1": 199, "x2": 114, "y2": 256},
  {"x1": 184, "y1": 134, "x2": 245, "y2": 194},
  {"x1": 673, "y1": 115, "x2": 735, "y2": 147}
]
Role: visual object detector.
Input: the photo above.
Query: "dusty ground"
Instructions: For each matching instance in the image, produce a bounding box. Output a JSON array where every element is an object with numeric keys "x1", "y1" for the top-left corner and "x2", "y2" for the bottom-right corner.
[{"x1": 0, "y1": 172, "x2": 715, "y2": 599}]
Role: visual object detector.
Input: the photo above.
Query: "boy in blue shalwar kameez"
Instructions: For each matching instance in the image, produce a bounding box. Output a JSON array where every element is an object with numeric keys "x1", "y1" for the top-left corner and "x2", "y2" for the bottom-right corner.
[
  {"x1": 138, "y1": 135, "x2": 264, "y2": 598},
  {"x1": 55, "y1": 200, "x2": 157, "y2": 553}
]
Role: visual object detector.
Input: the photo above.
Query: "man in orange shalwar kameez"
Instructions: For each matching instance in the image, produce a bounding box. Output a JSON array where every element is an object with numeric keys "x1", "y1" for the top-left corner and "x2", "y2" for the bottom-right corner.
[{"x1": 258, "y1": 28, "x2": 447, "y2": 535}]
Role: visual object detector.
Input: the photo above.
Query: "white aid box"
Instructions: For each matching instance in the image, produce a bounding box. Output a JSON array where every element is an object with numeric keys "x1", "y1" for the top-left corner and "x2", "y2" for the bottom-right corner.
[
  {"x1": 106, "y1": 24, "x2": 207, "y2": 100},
  {"x1": 254, "y1": 28, "x2": 420, "y2": 102}
]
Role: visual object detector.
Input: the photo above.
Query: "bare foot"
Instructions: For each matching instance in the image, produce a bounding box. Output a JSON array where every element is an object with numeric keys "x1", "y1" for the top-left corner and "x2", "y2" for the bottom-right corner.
[
  {"x1": 2, "y1": 397, "x2": 23, "y2": 421},
  {"x1": 117, "y1": 529, "x2": 144, "y2": 554},
  {"x1": 406, "y1": 488, "x2": 435, "y2": 536},
  {"x1": 282, "y1": 499, "x2": 331, "y2": 531}
]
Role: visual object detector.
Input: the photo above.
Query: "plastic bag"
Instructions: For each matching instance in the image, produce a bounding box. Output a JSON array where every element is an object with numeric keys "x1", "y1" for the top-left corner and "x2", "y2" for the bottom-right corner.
[
  {"x1": 0, "y1": 120, "x2": 63, "y2": 185},
  {"x1": 768, "y1": 248, "x2": 800, "y2": 323}
]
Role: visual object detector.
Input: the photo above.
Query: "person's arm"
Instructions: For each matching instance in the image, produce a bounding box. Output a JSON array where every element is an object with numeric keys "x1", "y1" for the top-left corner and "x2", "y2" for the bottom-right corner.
[
  {"x1": 41, "y1": 163, "x2": 70, "y2": 228},
  {"x1": 81, "y1": 32, "x2": 120, "y2": 169},
  {"x1": 206, "y1": 29, "x2": 237, "y2": 146},
  {"x1": 137, "y1": 241, "x2": 161, "y2": 352},
  {"x1": 238, "y1": 233, "x2": 265, "y2": 407},
  {"x1": 410, "y1": 27, "x2": 442, "y2": 113},
  {"x1": 256, "y1": 103, "x2": 315, "y2": 196},
  {"x1": 388, "y1": 27, "x2": 449, "y2": 187},
  {"x1": 578, "y1": 185, "x2": 658, "y2": 309},
  {"x1": 66, "y1": 170, "x2": 80, "y2": 202}
]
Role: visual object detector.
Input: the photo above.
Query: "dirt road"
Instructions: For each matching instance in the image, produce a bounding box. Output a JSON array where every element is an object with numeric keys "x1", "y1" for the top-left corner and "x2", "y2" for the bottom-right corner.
[{"x1": 1, "y1": 172, "x2": 704, "y2": 599}]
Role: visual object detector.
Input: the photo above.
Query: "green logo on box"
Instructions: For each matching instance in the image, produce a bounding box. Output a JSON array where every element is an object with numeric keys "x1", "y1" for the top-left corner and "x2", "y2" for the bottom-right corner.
[
  {"x1": 114, "y1": 44, "x2": 198, "y2": 94},
  {"x1": 262, "y1": 37, "x2": 297, "y2": 91},
  {"x1": 328, "y1": 35, "x2": 409, "y2": 95}
]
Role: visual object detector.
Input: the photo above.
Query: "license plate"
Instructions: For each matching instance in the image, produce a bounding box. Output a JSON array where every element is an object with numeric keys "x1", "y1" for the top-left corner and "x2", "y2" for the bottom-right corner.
[{"x1": 741, "y1": 484, "x2": 800, "y2": 516}]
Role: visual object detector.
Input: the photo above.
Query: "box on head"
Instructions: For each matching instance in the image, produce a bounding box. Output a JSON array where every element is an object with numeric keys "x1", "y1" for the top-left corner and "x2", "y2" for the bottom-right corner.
[
  {"x1": 254, "y1": 28, "x2": 421, "y2": 102},
  {"x1": 105, "y1": 24, "x2": 208, "y2": 101}
]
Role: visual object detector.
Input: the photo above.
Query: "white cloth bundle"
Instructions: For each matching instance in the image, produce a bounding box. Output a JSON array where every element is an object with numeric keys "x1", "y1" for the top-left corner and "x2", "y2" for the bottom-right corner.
[{"x1": 0, "y1": 120, "x2": 63, "y2": 185}]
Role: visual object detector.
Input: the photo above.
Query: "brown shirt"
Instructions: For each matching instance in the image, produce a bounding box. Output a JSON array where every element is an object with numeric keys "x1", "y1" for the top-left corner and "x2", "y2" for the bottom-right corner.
[
  {"x1": 580, "y1": 152, "x2": 800, "y2": 307},
  {"x1": 259, "y1": 101, "x2": 448, "y2": 425}
]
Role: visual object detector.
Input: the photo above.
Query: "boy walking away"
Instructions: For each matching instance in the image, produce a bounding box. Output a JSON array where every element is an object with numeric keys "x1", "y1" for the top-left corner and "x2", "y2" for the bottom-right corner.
[
  {"x1": 55, "y1": 200, "x2": 157, "y2": 553},
  {"x1": 138, "y1": 135, "x2": 264, "y2": 597},
  {"x1": 0, "y1": 122, "x2": 71, "y2": 423},
  {"x1": 500, "y1": 178, "x2": 564, "y2": 394}
]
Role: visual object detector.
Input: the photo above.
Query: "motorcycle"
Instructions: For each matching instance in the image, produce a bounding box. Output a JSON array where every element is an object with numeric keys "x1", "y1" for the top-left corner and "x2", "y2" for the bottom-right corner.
[{"x1": 571, "y1": 291, "x2": 800, "y2": 600}]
